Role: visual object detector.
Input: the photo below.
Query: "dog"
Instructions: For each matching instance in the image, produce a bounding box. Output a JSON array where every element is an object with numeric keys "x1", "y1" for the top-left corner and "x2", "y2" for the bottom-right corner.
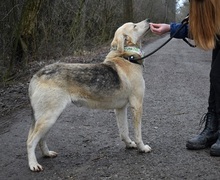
[{"x1": 27, "y1": 19, "x2": 151, "y2": 172}]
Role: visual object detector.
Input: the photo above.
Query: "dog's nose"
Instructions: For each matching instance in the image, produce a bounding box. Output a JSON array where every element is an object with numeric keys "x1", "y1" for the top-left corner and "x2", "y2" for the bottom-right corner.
[{"x1": 146, "y1": 19, "x2": 150, "y2": 23}]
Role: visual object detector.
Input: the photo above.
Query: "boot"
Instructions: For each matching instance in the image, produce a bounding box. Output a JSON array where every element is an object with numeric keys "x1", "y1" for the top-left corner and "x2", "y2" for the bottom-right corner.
[
  {"x1": 210, "y1": 130, "x2": 220, "y2": 156},
  {"x1": 186, "y1": 112, "x2": 218, "y2": 150}
]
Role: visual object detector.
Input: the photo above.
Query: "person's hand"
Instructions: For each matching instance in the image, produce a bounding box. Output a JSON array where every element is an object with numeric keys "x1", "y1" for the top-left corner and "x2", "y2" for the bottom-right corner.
[{"x1": 150, "y1": 23, "x2": 170, "y2": 35}]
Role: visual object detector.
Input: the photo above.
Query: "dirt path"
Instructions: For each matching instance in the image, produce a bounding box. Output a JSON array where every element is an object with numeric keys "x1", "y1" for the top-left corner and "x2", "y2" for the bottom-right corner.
[{"x1": 1, "y1": 36, "x2": 220, "y2": 180}]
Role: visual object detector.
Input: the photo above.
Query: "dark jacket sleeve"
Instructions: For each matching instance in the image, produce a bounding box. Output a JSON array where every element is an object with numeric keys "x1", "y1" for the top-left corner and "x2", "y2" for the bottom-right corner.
[{"x1": 170, "y1": 23, "x2": 189, "y2": 39}]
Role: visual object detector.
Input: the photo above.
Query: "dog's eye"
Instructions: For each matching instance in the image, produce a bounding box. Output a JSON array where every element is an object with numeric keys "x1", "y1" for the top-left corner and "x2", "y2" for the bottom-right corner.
[{"x1": 134, "y1": 25, "x2": 137, "y2": 28}]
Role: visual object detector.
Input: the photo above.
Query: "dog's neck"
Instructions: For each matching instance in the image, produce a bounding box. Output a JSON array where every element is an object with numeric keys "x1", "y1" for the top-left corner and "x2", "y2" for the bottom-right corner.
[
  {"x1": 109, "y1": 46, "x2": 144, "y2": 65},
  {"x1": 124, "y1": 46, "x2": 144, "y2": 58}
]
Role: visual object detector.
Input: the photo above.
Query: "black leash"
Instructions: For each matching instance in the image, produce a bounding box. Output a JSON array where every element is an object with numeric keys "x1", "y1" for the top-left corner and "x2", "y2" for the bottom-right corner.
[{"x1": 128, "y1": 16, "x2": 195, "y2": 62}]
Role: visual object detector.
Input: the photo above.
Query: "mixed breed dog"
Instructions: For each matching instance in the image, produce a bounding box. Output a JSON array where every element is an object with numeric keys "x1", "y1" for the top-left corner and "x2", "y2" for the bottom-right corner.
[{"x1": 27, "y1": 19, "x2": 151, "y2": 171}]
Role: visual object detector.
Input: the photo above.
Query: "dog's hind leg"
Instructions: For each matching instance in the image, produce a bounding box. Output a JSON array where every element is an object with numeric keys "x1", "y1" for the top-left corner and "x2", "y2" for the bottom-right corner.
[
  {"x1": 39, "y1": 137, "x2": 58, "y2": 157},
  {"x1": 27, "y1": 97, "x2": 69, "y2": 172},
  {"x1": 28, "y1": 108, "x2": 57, "y2": 158},
  {"x1": 115, "y1": 106, "x2": 137, "y2": 149},
  {"x1": 27, "y1": 111, "x2": 63, "y2": 171}
]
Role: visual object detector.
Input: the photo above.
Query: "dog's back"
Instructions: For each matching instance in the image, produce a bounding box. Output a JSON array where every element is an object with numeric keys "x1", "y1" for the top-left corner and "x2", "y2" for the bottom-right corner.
[{"x1": 31, "y1": 62, "x2": 121, "y2": 93}]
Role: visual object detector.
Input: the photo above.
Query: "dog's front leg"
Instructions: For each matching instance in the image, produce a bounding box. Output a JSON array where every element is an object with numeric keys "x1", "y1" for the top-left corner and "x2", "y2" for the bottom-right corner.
[
  {"x1": 130, "y1": 101, "x2": 151, "y2": 153},
  {"x1": 115, "y1": 106, "x2": 137, "y2": 149}
]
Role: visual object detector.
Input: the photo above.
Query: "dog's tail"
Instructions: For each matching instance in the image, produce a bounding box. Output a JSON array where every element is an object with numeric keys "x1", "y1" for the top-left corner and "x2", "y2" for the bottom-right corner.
[
  {"x1": 28, "y1": 75, "x2": 38, "y2": 99},
  {"x1": 28, "y1": 107, "x2": 36, "y2": 138}
]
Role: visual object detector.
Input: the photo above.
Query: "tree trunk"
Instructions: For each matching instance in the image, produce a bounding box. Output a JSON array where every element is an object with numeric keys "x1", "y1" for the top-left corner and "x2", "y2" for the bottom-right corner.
[
  {"x1": 9, "y1": 0, "x2": 43, "y2": 76},
  {"x1": 123, "y1": 0, "x2": 133, "y2": 22},
  {"x1": 70, "y1": 0, "x2": 88, "y2": 50}
]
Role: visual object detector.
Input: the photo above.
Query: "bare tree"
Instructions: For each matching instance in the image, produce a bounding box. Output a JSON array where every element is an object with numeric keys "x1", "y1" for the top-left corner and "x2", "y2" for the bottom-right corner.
[
  {"x1": 123, "y1": 0, "x2": 133, "y2": 22},
  {"x1": 176, "y1": 0, "x2": 189, "y2": 21},
  {"x1": 9, "y1": 0, "x2": 43, "y2": 75}
]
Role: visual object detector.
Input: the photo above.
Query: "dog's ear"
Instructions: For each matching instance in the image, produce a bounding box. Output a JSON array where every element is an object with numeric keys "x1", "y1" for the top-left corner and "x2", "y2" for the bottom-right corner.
[{"x1": 111, "y1": 33, "x2": 125, "y2": 52}]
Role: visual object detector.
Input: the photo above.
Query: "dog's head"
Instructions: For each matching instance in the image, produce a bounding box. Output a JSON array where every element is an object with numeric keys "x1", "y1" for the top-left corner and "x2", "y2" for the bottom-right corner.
[{"x1": 111, "y1": 19, "x2": 150, "y2": 52}]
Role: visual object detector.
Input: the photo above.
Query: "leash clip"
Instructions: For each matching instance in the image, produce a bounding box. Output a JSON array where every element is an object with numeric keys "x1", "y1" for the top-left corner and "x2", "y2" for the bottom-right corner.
[{"x1": 128, "y1": 55, "x2": 135, "y2": 61}]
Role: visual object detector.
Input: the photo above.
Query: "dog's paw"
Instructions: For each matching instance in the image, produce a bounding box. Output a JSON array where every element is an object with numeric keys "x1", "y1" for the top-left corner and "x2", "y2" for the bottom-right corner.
[
  {"x1": 126, "y1": 141, "x2": 137, "y2": 149},
  {"x1": 44, "y1": 151, "x2": 58, "y2": 158},
  {"x1": 139, "y1": 145, "x2": 152, "y2": 153},
  {"x1": 29, "y1": 162, "x2": 43, "y2": 172}
]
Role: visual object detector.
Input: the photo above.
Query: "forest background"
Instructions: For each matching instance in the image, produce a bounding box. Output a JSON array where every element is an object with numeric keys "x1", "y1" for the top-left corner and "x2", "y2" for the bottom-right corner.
[{"x1": 0, "y1": 0, "x2": 189, "y2": 83}]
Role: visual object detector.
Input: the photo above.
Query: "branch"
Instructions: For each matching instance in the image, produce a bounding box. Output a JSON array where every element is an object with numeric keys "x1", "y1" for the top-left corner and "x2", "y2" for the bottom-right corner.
[{"x1": 1, "y1": 4, "x2": 20, "y2": 21}]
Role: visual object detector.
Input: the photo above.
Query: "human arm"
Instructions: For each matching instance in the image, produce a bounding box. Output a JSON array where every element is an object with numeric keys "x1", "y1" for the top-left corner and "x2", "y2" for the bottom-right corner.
[
  {"x1": 150, "y1": 22, "x2": 189, "y2": 39},
  {"x1": 170, "y1": 23, "x2": 189, "y2": 39},
  {"x1": 150, "y1": 23, "x2": 170, "y2": 35}
]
